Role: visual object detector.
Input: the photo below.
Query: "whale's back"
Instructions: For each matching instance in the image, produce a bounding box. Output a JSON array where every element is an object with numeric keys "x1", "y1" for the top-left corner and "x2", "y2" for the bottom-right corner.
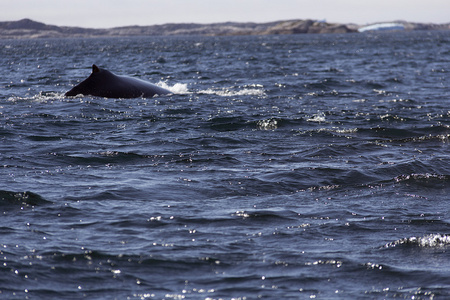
[{"x1": 65, "y1": 65, "x2": 171, "y2": 98}]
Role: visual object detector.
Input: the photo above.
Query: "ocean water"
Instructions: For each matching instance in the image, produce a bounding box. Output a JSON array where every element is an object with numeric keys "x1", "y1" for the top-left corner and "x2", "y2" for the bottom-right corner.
[{"x1": 0, "y1": 31, "x2": 449, "y2": 299}]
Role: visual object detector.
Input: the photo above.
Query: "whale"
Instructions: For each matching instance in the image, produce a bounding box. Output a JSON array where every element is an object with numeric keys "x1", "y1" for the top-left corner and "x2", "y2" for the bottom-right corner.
[{"x1": 65, "y1": 64, "x2": 171, "y2": 98}]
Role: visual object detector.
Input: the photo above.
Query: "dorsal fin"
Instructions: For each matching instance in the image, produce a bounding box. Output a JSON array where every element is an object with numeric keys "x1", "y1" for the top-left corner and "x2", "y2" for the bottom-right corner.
[{"x1": 92, "y1": 64, "x2": 100, "y2": 73}]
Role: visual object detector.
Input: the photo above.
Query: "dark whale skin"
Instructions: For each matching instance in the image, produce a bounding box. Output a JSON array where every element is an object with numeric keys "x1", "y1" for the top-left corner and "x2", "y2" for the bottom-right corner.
[{"x1": 65, "y1": 65, "x2": 171, "y2": 98}]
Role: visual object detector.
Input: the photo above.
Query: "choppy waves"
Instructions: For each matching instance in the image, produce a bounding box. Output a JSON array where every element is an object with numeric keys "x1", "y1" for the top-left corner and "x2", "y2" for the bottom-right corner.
[
  {"x1": 0, "y1": 190, "x2": 51, "y2": 209},
  {"x1": 1, "y1": 32, "x2": 449, "y2": 299}
]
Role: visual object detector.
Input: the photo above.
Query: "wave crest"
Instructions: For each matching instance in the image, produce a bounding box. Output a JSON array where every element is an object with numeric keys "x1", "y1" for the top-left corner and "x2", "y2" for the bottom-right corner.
[
  {"x1": 394, "y1": 173, "x2": 449, "y2": 183},
  {"x1": 0, "y1": 190, "x2": 51, "y2": 208},
  {"x1": 384, "y1": 234, "x2": 450, "y2": 248}
]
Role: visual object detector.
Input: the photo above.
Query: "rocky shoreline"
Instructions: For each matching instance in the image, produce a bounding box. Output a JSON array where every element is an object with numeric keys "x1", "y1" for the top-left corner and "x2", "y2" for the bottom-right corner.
[{"x1": 0, "y1": 18, "x2": 449, "y2": 39}]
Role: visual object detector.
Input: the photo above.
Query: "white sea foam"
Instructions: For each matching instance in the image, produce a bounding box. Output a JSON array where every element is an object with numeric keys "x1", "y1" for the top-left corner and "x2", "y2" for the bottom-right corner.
[
  {"x1": 394, "y1": 173, "x2": 447, "y2": 183},
  {"x1": 156, "y1": 81, "x2": 190, "y2": 94},
  {"x1": 385, "y1": 234, "x2": 450, "y2": 248},
  {"x1": 199, "y1": 86, "x2": 266, "y2": 97},
  {"x1": 306, "y1": 112, "x2": 326, "y2": 122},
  {"x1": 8, "y1": 92, "x2": 65, "y2": 103},
  {"x1": 257, "y1": 118, "x2": 278, "y2": 130}
]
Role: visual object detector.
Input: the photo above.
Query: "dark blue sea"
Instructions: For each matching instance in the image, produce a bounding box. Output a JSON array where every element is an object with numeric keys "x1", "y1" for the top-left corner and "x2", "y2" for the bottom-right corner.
[{"x1": 1, "y1": 31, "x2": 449, "y2": 299}]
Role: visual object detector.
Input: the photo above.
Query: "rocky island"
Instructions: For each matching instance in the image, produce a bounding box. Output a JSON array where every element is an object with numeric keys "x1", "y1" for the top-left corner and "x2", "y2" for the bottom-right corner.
[{"x1": 0, "y1": 18, "x2": 448, "y2": 39}]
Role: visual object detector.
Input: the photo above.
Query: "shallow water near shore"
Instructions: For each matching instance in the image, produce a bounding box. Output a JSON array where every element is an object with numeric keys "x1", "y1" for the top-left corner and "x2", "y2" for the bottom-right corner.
[{"x1": 1, "y1": 31, "x2": 450, "y2": 299}]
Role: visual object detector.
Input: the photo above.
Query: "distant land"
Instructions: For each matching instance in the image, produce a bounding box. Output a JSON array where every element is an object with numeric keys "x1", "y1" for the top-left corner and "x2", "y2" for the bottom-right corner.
[{"x1": 0, "y1": 18, "x2": 449, "y2": 39}]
